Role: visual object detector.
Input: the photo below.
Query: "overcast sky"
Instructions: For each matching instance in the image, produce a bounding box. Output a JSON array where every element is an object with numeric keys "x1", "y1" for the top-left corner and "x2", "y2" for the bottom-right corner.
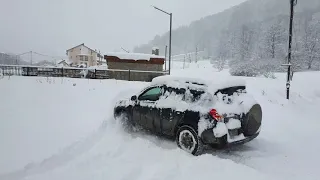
[{"x1": 0, "y1": 0, "x2": 247, "y2": 60}]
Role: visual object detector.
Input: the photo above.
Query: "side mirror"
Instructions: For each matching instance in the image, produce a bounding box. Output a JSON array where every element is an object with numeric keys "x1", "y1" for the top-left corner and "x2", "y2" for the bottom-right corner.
[{"x1": 131, "y1": 95, "x2": 137, "y2": 101}]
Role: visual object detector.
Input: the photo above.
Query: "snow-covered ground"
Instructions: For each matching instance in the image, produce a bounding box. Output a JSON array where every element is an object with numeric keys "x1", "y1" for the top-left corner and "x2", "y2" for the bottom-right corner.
[{"x1": 1, "y1": 60, "x2": 320, "y2": 180}]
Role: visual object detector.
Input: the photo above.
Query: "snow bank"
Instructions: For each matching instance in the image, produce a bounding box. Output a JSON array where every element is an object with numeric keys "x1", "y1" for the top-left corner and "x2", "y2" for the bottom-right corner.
[
  {"x1": 106, "y1": 52, "x2": 164, "y2": 61},
  {"x1": 0, "y1": 76, "x2": 147, "y2": 174},
  {"x1": 2, "y1": 62, "x2": 320, "y2": 180}
]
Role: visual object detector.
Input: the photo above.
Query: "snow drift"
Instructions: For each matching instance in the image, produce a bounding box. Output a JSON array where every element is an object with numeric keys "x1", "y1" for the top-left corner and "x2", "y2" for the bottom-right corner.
[{"x1": 1, "y1": 64, "x2": 320, "y2": 180}]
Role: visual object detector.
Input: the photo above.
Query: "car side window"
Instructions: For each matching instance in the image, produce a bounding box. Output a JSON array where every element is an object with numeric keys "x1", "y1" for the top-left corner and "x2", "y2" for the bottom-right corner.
[{"x1": 138, "y1": 87, "x2": 162, "y2": 101}]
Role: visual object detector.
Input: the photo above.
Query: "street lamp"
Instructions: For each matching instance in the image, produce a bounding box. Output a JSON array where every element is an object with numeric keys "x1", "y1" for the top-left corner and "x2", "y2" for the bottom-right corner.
[
  {"x1": 282, "y1": 0, "x2": 297, "y2": 100},
  {"x1": 152, "y1": 5, "x2": 172, "y2": 75}
]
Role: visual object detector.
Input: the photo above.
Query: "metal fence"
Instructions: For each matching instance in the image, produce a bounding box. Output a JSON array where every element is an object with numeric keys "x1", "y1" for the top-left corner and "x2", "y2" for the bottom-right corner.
[{"x1": 0, "y1": 65, "x2": 169, "y2": 82}]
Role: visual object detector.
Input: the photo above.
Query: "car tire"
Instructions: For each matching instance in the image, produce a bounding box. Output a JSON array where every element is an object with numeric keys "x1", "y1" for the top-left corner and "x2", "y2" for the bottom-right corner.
[
  {"x1": 176, "y1": 125, "x2": 204, "y2": 156},
  {"x1": 242, "y1": 104, "x2": 262, "y2": 136}
]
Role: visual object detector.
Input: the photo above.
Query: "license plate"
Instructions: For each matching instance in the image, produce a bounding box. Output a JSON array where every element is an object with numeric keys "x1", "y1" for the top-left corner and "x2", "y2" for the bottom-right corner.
[{"x1": 228, "y1": 129, "x2": 240, "y2": 137}]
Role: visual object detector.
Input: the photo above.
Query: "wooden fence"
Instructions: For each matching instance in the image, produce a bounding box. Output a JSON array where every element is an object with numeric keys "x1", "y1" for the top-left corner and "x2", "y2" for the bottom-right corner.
[{"x1": 0, "y1": 65, "x2": 169, "y2": 82}]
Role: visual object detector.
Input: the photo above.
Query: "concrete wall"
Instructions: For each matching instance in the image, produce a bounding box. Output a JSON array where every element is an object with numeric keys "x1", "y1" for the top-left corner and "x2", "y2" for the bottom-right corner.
[
  {"x1": 107, "y1": 62, "x2": 163, "y2": 71},
  {"x1": 107, "y1": 70, "x2": 166, "y2": 82}
]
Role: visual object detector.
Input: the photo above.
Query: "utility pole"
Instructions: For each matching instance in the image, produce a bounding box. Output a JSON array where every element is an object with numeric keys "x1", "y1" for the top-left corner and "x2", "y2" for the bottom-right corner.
[
  {"x1": 99, "y1": 50, "x2": 101, "y2": 65},
  {"x1": 183, "y1": 55, "x2": 186, "y2": 69},
  {"x1": 121, "y1": 47, "x2": 129, "y2": 53},
  {"x1": 283, "y1": 0, "x2": 297, "y2": 100},
  {"x1": 30, "y1": 51, "x2": 33, "y2": 65},
  {"x1": 195, "y1": 46, "x2": 198, "y2": 63},
  {"x1": 169, "y1": 12, "x2": 172, "y2": 75},
  {"x1": 164, "y1": 45, "x2": 168, "y2": 71}
]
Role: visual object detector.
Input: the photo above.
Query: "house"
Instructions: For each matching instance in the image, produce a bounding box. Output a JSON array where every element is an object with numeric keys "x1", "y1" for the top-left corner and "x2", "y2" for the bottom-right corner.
[{"x1": 66, "y1": 43, "x2": 103, "y2": 67}]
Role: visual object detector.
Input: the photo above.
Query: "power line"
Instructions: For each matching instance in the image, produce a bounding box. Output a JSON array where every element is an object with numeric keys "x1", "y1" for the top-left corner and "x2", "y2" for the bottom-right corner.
[{"x1": 33, "y1": 52, "x2": 66, "y2": 59}]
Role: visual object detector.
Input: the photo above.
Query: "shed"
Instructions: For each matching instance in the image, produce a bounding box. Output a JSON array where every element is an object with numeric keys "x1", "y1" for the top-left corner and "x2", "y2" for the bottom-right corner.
[
  {"x1": 104, "y1": 52, "x2": 165, "y2": 71},
  {"x1": 104, "y1": 52, "x2": 166, "y2": 82}
]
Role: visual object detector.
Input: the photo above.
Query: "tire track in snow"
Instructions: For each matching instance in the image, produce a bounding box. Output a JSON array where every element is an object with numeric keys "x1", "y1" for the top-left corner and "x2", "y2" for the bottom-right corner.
[
  {"x1": 0, "y1": 87, "x2": 147, "y2": 180},
  {"x1": 0, "y1": 116, "x2": 178, "y2": 180},
  {"x1": 0, "y1": 117, "x2": 111, "y2": 180}
]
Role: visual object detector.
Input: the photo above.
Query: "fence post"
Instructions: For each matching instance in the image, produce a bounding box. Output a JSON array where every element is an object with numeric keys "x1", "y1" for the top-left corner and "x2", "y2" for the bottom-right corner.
[
  {"x1": 62, "y1": 67, "x2": 64, "y2": 77},
  {"x1": 27, "y1": 67, "x2": 29, "y2": 76},
  {"x1": 128, "y1": 69, "x2": 131, "y2": 81},
  {"x1": 94, "y1": 69, "x2": 97, "y2": 79}
]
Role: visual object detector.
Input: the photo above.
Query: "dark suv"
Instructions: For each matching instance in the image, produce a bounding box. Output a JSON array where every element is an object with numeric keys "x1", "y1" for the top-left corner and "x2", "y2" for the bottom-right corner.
[{"x1": 114, "y1": 76, "x2": 262, "y2": 155}]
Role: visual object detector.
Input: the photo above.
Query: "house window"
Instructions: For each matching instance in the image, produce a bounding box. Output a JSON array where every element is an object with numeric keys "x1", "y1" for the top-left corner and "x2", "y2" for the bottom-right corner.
[
  {"x1": 80, "y1": 55, "x2": 83, "y2": 61},
  {"x1": 85, "y1": 56, "x2": 88, "y2": 61}
]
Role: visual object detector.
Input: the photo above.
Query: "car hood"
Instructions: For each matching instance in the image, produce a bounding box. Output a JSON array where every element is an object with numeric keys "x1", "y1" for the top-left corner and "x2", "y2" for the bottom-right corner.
[{"x1": 115, "y1": 98, "x2": 134, "y2": 107}]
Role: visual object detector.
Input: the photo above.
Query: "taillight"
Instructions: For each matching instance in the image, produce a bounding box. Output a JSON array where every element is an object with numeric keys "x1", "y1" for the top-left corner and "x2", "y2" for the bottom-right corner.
[{"x1": 209, "y1": 109, "x2": 223, "y2": 121}]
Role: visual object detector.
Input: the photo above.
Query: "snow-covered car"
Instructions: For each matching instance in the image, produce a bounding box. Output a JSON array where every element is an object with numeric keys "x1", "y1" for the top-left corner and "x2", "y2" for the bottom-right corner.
[{"x1": 114, "y1": 75, "x2": 262, "y2": 155}]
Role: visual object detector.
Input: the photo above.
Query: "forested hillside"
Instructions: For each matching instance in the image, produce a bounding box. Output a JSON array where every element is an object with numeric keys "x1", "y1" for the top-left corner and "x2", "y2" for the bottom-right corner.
[{"x1": 134, "y1": 0, "x2": 320, "y2": 72}]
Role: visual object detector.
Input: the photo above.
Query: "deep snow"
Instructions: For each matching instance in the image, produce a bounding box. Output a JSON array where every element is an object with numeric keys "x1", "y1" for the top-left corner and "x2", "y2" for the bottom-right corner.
[{"x1": 1, "y1": 61, "x2": 320, "y2": 180}]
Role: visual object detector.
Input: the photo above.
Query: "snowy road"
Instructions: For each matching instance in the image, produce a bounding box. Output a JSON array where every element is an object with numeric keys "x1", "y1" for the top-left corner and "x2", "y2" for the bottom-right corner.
[{"x1": 1, "y1": 64, "x2": 320, "y2": 180}]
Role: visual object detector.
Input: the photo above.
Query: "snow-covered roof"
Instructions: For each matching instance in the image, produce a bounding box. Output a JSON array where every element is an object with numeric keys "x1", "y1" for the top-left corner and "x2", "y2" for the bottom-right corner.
[
  {"x1": 57, "y1": 59, "x2": 72, "y2": 65},
  {"x1": 105, "y1": 52, "x2": 164, "y2": 61},
  {"x1": 151, "y1": 75, "x2": 246, "y2": 92},
  {"x1": 66, "y1": 43, "x2": 99, "y2": 54},
  {"x1": 152, "y1": 75, "x2": 209, "y2": 87}
]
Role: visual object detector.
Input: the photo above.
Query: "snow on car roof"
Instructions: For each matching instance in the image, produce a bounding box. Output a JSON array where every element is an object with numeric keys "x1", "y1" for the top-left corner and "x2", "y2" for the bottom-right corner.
[
  {"x1": 151, "y1": 75, "x2": 246, "y2": 92},
  {"x1": 105, "y1": 52, "x2": 165, "y2": 61}
]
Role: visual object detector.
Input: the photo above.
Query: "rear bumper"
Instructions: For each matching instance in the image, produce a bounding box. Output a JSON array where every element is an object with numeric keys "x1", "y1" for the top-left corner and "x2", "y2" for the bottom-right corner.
[
  {"x1": 226, "y1": 132, "x2": 259, "y2": 147},
  {"x1": 200, "y1": 128, "x2": 260, "y2": 147}
]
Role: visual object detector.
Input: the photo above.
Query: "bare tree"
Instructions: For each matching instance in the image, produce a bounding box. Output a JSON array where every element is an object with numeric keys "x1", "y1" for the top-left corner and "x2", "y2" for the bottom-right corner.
[
  {"x1": 237, "y1": 25, "x2": 254, "y2": 60},
  {"x1": 302, "y1": 18, "x2": 320, "y2": 69},
  {"x1": 265, "y1": 22, "x2": 286, "y2": 59}
]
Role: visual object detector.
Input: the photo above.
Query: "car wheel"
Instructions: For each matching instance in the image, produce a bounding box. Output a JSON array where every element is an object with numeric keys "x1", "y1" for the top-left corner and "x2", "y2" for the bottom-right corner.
[
  {"x1": 242, "y1": 104, "x2": 262, "y2": 136},
  {"x1": 176, "y1": 125, "x2": 203, "y2": 156}
]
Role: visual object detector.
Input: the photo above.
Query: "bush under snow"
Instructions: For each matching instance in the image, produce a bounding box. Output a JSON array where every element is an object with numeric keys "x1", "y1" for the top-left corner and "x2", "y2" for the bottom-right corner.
[{"x1": 229, "y1": 59, "x2": 280, "y2": 78}]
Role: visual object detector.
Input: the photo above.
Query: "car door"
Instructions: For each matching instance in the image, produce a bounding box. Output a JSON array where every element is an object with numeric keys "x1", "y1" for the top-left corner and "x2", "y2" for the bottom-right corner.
[
  {"x1": 136, "y1": 86, "x2": 163, "y2": 132},
  {"x1": 160, "y1": 106, "x2": 185, "y2": 136},
  {"x1": 159, "y1": 87, "x2": 186, "y2": 136},
  {"x1": 160, "y1": 108, "x2": 174, "y2": 135}
]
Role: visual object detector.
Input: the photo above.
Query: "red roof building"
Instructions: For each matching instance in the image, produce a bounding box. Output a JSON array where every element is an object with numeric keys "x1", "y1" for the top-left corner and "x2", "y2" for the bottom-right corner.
[{"x1": 104, "y1": 52, "x2": 165, "y2": 71}]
